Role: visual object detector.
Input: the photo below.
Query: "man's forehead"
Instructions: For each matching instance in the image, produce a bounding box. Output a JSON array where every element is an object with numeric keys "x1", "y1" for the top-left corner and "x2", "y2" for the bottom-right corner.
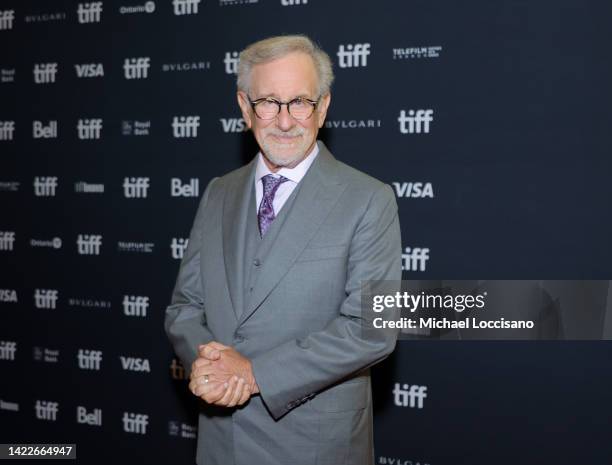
[{"x1": 249, "y1": 52, "x2": 318, "y2": 97}]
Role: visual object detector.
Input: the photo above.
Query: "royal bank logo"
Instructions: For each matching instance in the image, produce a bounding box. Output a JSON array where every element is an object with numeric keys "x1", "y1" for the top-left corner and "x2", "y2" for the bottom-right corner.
[
  {"x1": 220, "y1": 117, "x2": 246, "y2": 133},
  {"x1": 33, "y1": 177, "x2": 58, "y2": 196},
  {"x1": 281, "y1": 0, "x2": 307, "y2": 5},
  {"x1": 75, "y1": 63, "x2": 104, "y2": 78},
  {"x1": 172, "y1": 116, "x2": 200, "y2": 138},
  {"x1": 77, "y1": 118, "x2": 103, "y2": 139},
  {"x1": 77, "y1": 234, "x2": 102, "y2": 255},
  {"x1": 120, "y1": 356, "x2": 151, "y2": 372},
  {"x1": 170, "y1": 238, "x2": 188, "y2": 259},
  {"x1": 117, "y1": 241, "x2": 155, "y2": 253},
  {"x1": 122, "y1": 120, "x2": 150, "y2": 136},
  {"x1": 162, "y1": 61, "x2": 210, "y2": 72},
  {"x1": 124, "y1": 57, "x2": 150, "y2": 79},
  {"x1": 0, "y1": 10, "x2": 15, "y2": 30},
  {"x1": 75, "y1": 181, "x2": 105, "y2": 193},
  {"x1": 33, "y1": 346, "x2": 59, "y2": 363},
  {"x1": 33, "y1": 120, "x2": 58, "y2": 139},
  {"x1": 398, "y1": 110, "x2": 434, "y2": 134},
  {"x1": 393, "y1": 383, "x2": 428, "y2": 409},
  {"x1": 24, "y1": 12, "x2": 67, "y2": 23},
  {"x1": 33, "y1": 63, "x2": 58, "y2": 84},
  {"x1": 123, "y1": 177, "x2": 150, "y2": 198},
  {"x1": 77, "y1": 2, "x2": 103, "y2": 23},
  {"x1": 223, "y1": 51, "x2": 239, "y2": 74},
  {"x1": 337, "y1": 43, "x2": 370, "y2": 68},
  {"x1": 119, "y1": 1, "x2": 156, "y2": 14},
  {"x1": 123, "y1": 412, "x2": 149, "y2": 434},
  {"x1": 1, "y1": 68, "x2": 15, "y2": 83},
  {"x1": 0, "y1": 289, "x2": 17, "y2": 303},
  {"x1": 392, "y1": 182, "x2": 434, "y2": 199},
  {"x1": 0, "y1": 181, "x2": 20, "y2": 191},
  {"x1": 68, "y1": 297, "x2": 111, "y2": 310},
  {"x1": 0, "y1": 341, "x2": 17, "y2": 360},
  {"x1": 77, "y1": 406, "x2": 102, "y2": 426},
  {"x1": 171, "y1": 178, "x2": 199, "y2": 197},
  {"x1": 324, "y1": 119, "x2": 381, "y2": 130},
  {"x1": 77, "y1": 349, "x2": 103, "y2": 370},
  {"x1": 168, "y1": 420, "x2": 196, "y2": 438},
  {"x1": 35, "y1": 401, "x2": 59, "y2": 421},
  {"x1": 0, "y1": 231, "x2": 15, "y2": 251},
  {"x1": 0, "y1": 121, "x2": 15, "y2": 140},
  {"x1": 30, "y1": 237, "x2": 63, "y2": 249},
  {"x1": 401, "y1": 247, "x2": 430, "y2": 272},
  {"x1": 34, "y1": 289, "x2": 59, "y2": 309},
  {"x1": 170, "y1": 358, "x2": 188, "y2": 380},
  {"x1": 0, "y1": 399, "x2": 19, "y2": 412},
  {"x1": 172, "y1": 0, "x2": 201, "y2": 15},
  {"x1": 393, "y1": 45, "x2": 442, "y2": 60},
  {"x1": 123, "y1": 295, "x2": 149, "y2": 317}
]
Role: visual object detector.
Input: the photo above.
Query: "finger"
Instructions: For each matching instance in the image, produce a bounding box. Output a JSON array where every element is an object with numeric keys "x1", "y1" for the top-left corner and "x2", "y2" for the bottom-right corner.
[
  {"x1": 193, "y1": 357, "x2": 212, "y2": 369},
  {"x1": 237, "y1": 384, "x2": 251, "y2": 406},
  {"x1": 214, "y1": 376, "x2": 238, "y2": 406},
  {"x1": 227, "y1": 378, "x2": 245, "y2": 408},
  {"x1": 200, "y1": 341, "x2": 229, "y2": 360},
  {"x1": 191, "y1": 365, "x2": 213, "y2": 379},
  {"x1": 196, "y1": 380, "x2": 226, "y2": 399}
]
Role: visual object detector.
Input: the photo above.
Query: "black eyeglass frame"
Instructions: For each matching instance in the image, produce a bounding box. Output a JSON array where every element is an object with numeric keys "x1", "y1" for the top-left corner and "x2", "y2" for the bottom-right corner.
[{"x1": 248, "y1": 95, "x2": 320, "y2": 120}]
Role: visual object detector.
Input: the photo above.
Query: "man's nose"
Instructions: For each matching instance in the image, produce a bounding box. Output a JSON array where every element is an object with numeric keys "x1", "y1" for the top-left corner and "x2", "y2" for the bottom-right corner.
[{"x1": 275, "y1": 104, "x2": 295, "y2": 131}]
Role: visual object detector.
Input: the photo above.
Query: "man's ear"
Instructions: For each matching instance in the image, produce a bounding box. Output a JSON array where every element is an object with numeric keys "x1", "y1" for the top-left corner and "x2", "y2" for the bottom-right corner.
[
  {"x1": 236, "y1": 91, "x2": 253, "y2": 129},
  {"x1": 316, "y1": 93, "x2": 331, "y2": 128}
]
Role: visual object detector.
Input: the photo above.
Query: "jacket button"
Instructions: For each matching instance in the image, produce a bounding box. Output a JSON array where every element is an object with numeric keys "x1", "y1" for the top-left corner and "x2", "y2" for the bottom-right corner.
[{"x1": 253, "y1": 258, "x2": 261, "y2": 267}]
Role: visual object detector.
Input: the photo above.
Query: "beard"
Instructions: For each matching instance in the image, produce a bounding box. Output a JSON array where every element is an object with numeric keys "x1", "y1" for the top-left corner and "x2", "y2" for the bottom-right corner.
[{"x1": 260, "y1": 126, "x2": 313, "y2": 168}]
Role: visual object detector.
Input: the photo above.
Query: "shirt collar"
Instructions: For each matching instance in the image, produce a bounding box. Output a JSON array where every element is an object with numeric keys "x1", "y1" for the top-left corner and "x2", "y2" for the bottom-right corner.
[{"x1": 255, "y1": 142, "x2": 319, "y2": 184}]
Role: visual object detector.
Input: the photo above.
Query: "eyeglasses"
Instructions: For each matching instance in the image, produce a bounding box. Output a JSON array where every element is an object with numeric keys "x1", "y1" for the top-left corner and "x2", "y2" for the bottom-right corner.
[{"x1": 248, "y1": 95, "x2": 319, "y2": 121}]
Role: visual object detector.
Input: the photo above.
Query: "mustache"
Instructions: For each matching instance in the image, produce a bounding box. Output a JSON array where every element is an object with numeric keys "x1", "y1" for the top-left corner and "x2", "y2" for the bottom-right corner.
[{"x1": 264, "y1": 128, "x2": 305, "y2": 138}]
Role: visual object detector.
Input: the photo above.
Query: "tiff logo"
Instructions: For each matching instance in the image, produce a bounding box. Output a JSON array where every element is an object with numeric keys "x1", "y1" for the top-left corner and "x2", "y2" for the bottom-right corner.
[
  {"x1": 123, "y1": 177, "x2": 150, "y2": 198},
  {"x1": 170, "y1": 358, "x2": 188, "y2": 380},
  {"x1": 33, "y1": 121, "x2": 58, "y2": 139},
  {"x1": 77, "y1": 2, "x2": 103, "y2": 23},
  {"x1": 398, "y1": 109, "x2": 434, "y2": 134},
  {"x1": 173, "y1": 0, "x2": 201, "y2": 15},
  {"x1": 123, "y1": 295, "x2": 149, "y2": 317},
  {"x1": 123, "y1": 412, "x2": 149, "y2": 434},
  {"x1": 0, "y1": 121, "x2": 15, "y2": 140},
  {"x1": 224, "y1": 51, "x2": 239, "y2": 74},
  {"x1": 0, "y1": 232, "x2": 15, "y2": 251},
  {"x1": 337, "y1": 43, "x2": 370, "y2": 68},
  {"x1": 402, "y1": 247, "x2": 429, "y2": 272},
  {"x1": 35, "y1": 401, "x2": 59, "y2": 421},
  {"x1": 77, "y1": 349, "x2": 103, "y2": 370},
  {"x1": 172, "y1": 116, "x2": 200, "y2": 138},
  {"x1": 393, "y1": 383, "x2": 428, "y2": 409},
  {"x1": 124, "y1": 57, "x2": 151, "y2": 79},
  {"x1": 33, "y1": 177, "x2": 58, "y2": 196},
  {"x1": 0, "y1": 10, "x2": 15, "y2": 30},
  {"x1": 0, "y1": 341, "x2": 17, "y2": 360},
  {"x1": 77, "y1": 119, "x2": 103, "y2": 139},
  {"x1": 220, "y1": 118, "x2": 246, "y2": 133},
  {"x1": 34, "y1": 289, "x2": 59, "y2": 309},
  {"x1": 33, "y1": 63, "x2": 58, "y2": 84},
  {"x1": 281, "y1": 0, "x2": 307, "y2": 4},
  {"x1": 77, "y1": 234, "x2": 102, "y2": 255},
  {"x1": 75, "y1": 63, "x2": 104, "y2": 78},
  {"x1": 77, "y1": 406, "x2": 102, "y2": 426},
  {"x1": 171, "y1": 178, "x2": 199, "y2": 197},
  {"x1": 170, "y1": 238, "x2": 188, "y2": 260}
]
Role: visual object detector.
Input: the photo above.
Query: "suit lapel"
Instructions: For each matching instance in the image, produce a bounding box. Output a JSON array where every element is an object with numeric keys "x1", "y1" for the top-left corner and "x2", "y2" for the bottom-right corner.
[{"x1": 238, "y1": 142, "x2": 347, "y2": 326}]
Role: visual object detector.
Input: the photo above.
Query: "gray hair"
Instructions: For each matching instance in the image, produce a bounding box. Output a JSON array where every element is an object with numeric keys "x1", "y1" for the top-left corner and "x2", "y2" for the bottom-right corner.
[{"x1": 237, "y1": 35, "x2": 334, "y2": 97}]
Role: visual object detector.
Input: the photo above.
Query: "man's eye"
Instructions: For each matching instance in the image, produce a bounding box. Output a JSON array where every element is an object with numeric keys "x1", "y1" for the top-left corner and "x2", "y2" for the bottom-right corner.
[{"x1": 291, "y1": 99, "x2": 306, "y2": 107}]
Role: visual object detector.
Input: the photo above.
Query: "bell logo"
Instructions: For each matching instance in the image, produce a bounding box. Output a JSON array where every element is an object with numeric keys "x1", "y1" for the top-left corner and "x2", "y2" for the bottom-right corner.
[
  {"x1": 76, "y1": 406, "x2": 102, "y2": 426},
  {"x1": 32, "y1": 120, "x2": 58, "y2": 139},
  {"x1": 123, "y1": 295, "x2": 149, "y2": 317},
  {"x1": 171, "y1": 178, "x2": 199, "y2": 197},
  {"x1": 35, "y1": 401, "x2": 59, "y2": 421},
  {"x1": 124, "y1": 57, "x2": 151, "y2": 79},
  {"x1": 76, "y1": 234, "x2": 102, "y2": 255},
  {"x1": 337, "y1": 43, "x2": 370, "y2": 68},
  {"x1": 75, "y1": 63, "x2": 104, "y2": 78},
  {"x1": 33, "y1": 63, "x2": 58, "y2": 84},
  {"x1": 401, "y1": 247, "x2": 430, "y2": 272},
  {"x1": 224, "y1": 51, "x2": 239, "y2": 74},
  {"x1": 392, "y1": 182, "x2": 434, "y2": 199},
  {"x1": 398, "y1": 109, "x2": 434, "y2": 134},
  {"x1": 77, "y1": 349, "x2": 103, "y2": 370},
  {"x1": 0, "y1": 289, "x2": 17, "y2": 303},
  {"x1": 172, "y1": 116, "x2": 200, "y2": 138},
  {"x1": 77, "y1": 118, "x2": 103, "y2": 139},
  {"x1": 170, "y1": 358, "x2": 187, "y2": 380},
  {"x1": 393, "y1": 383, "x2": 428, "y2": 409},
  {"x1": 120, "y1": 356, "x2": 151, "y2": 372},
  {"x1": 220, "y1": 118, "x2": 247, "y2": 133},
  {"x1": 123, "y1": 177, "x2": 150, "y2": 198},
  {"x1": 123, "y1": 412, "x2": 149, "y2": 434},
  {"x1": 34, "y1": 289, "x2": 58, "y2": 309},
  {"x1": 0, "y1": 10, "x2": 15, "y2": 30},
  {"x1": 77, "y1": 2, "x2": 103, "y2": 23},
  {"x1": 173, "y1": 0, "x2": 200, "y2": 15},
  {"x1": 0, "y1": 121, "x2": 15, "y2": 141},
  {"x1": 170, "y1": 238, "x2": 188, "y2": 259},
  {"x1": 0, "y1": 232, "x2": 15, "y2": 251},
  {"x1": 33, "y1": 177, "x2": 58, "y2": 196},
  {"x1": 0, "y1": 341, "x2": 17, "y2": 360}
]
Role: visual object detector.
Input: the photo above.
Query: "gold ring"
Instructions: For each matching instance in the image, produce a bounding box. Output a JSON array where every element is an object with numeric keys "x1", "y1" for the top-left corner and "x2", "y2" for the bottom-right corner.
[{"x1": 204, "y1": 375, "x2": 209, "y2": 383}]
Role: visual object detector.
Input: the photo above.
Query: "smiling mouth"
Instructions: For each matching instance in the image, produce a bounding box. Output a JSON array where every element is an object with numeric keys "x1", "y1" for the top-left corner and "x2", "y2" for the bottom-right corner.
[{"x1": 270, "y1": 134, "x2": 300, "y2": 143}]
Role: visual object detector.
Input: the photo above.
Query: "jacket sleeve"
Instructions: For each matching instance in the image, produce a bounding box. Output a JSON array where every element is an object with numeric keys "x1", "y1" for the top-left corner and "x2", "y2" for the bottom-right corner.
[
  {"x1": 164, "y1": 177, "x2": 218, "y2": 377},
  {"x1": 250, "y1": 183, "x2": 402, "y2": 419}
]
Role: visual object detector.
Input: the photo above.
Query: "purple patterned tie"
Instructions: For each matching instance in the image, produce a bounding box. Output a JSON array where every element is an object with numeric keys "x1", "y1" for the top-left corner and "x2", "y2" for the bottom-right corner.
[{"x1": 258, "y1": 174, "x2": 289, "y2": 236}]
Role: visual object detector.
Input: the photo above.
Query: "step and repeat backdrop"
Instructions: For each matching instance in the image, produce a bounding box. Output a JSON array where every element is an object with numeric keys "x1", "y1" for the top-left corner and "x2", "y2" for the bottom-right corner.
[{"x1": 1, "y1": 0, "x2": 612, "y2": 464}]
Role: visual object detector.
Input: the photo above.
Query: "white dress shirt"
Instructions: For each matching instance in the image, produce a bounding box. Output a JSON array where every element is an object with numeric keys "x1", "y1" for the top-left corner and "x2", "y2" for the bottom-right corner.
[{"x1": 254, "y1": 143, "x2": 319, "y2": 215}]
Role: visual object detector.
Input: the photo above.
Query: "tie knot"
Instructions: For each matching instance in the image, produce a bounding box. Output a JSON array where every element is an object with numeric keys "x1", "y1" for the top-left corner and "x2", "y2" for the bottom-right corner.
[{"x1": 261, "y1": 174, "x2": 289, "y2": 198}]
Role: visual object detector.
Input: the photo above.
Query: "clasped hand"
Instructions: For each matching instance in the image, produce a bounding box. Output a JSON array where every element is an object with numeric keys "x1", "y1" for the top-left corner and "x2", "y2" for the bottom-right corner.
[{"x1": 189, "y1": 341, "x2": 259, "y2": 408}]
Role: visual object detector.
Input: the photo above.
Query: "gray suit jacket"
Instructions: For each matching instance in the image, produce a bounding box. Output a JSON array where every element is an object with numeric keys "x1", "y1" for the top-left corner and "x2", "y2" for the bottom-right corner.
[{"x1": 165, "y1": 141, "x2": 402, "y2": 465}]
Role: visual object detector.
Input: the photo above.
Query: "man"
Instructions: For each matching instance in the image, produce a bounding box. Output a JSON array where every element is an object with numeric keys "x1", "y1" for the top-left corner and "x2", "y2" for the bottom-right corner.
[{"x1": 165, "y1": 35, "x2": 401, "y2": 465}]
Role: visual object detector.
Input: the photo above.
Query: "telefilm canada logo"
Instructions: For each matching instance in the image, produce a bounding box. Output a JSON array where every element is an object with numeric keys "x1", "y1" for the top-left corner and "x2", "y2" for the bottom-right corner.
[{"x1": 393, "y1": 45, "x2": 442, "y2": 60}]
